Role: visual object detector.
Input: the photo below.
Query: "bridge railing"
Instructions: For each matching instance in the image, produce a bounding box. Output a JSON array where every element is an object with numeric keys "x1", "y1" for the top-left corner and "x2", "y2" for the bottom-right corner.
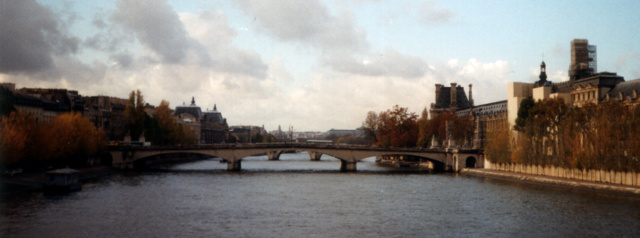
[{"x1": 107, "y1": 143, "x2": 481, "y2": 153}]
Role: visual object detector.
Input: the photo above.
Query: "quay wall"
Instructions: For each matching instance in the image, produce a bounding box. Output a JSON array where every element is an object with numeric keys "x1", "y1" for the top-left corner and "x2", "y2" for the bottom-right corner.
[{"x1": 484, "y1": 161, "x2": 640, "y2": 187}]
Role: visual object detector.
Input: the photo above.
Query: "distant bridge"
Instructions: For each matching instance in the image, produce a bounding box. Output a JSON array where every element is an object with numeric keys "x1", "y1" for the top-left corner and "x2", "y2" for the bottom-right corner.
[{"x1": 107, "y1": 144, "x2": 484, "y2": 172}]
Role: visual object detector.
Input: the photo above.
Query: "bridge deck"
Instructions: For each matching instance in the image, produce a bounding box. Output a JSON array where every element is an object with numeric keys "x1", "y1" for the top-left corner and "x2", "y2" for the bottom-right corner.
[{"x1": 107, "y1": 143, "x2": 483, "y2": 172}]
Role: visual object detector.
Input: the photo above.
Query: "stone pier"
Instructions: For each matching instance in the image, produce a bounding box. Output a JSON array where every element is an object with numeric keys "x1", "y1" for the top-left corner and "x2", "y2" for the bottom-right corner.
[
  {"x1": 309, "y1": 151, "x2": 322, "y2": 161},
  {"x1": 267, "y1": 151, "x2": 282, "y2": 161},
  {"x1": 340, "y1": 161, "x2": 357, "y2": 172},
  {"x1": 227, "y1": 160, "x2": 241, "y2": 171}
]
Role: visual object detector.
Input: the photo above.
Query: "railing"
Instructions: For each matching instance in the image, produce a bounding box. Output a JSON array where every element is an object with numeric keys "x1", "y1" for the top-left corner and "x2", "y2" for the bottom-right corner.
[{"x1": 108, "y1": 143, "x2": 480, "y2": 153}]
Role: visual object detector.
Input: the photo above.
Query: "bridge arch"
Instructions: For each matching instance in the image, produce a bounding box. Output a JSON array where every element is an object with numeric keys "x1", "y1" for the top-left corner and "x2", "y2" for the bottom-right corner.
[{"x1": 465, "y1": 156, "x2": 477, "y2": 168}]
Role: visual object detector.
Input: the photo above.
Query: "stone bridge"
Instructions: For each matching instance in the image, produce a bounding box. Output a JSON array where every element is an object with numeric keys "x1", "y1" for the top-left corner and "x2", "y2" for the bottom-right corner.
[{"x1": 107, "y1": 144, "x2": 484, "y2": 172}]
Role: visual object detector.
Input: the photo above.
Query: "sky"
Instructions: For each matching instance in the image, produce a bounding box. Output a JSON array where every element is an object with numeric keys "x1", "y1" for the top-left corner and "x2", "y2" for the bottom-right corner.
[{"x1": 1, "y1": 0, "x2": 639, "y2": 132}]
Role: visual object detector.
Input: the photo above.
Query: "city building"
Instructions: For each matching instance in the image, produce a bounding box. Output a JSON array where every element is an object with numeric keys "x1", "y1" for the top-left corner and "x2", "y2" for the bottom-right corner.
[
  {"x1": 604, "y1": 78, "x2": 640, "y2": 107},
  {"x1": 83, "y1": 96, "x2": 128, "y2": 140},
  {"x1": 325, "y1": 129, "x2": 356, "y2": 137},
  {"x1": 201, "y1": 104, "x2": 229, "y2": 144},
  {"x1": 431, "y1": 39, "x2": 640, "y2": 149},
  {"x1": 0, "y1": 83, "x2": 84, "y2": 124},
  {"x1": 174, "y1": 97, "x2": 228, "y2": 144},
  {"x1": 229, "y1": 125, "x2": 265, "y2": 143},
  {"x1": 429, "y1": 83, "x2": 472, "y2": 118},
  {"x1": 507, "y1": 39, "x2": 633, "y2": 126}
]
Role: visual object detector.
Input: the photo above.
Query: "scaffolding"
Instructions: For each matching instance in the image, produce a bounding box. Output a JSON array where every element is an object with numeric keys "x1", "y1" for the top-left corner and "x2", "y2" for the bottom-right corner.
[{"x1": 569, "y1": 39, "x2": 597, "y2": 80}]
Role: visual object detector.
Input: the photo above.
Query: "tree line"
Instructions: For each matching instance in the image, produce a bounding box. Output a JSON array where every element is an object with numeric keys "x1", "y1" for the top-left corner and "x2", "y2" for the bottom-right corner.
[
  {"x1": 0, "y1": 89, "x2": 200, "y2": 169},
  {"x1": 364, "y1": 105, "x2": 473, "y2": 148},
  {"x1": 485, "y1": 98, "x2": 640, "y2": 172},
  {"x1": 1, "y1": 111, "x2": 106, "y2": 169}
]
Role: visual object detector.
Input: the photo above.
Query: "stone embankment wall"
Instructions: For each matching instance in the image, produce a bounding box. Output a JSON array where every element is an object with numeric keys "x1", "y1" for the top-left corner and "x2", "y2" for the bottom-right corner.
[{"x1": 485, "y1": 161, "x2": 640, "y2": 187}]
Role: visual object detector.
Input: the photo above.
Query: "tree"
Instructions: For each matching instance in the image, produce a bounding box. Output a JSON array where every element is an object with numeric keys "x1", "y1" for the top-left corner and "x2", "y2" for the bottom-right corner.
[
  {"x1": 44, "y1": 113, "x2": 107, "y2": 166},
  {"x1": 374, "y1": 105, "x2": 418, "y2": 147},
  {"x1": 485, "y1": 123, "x2": 511, "y2": 164},
  {"x1": 154, "y1": 100, "x2": 178, "y2": 145},
  {"x1": 364, "y1": 111, "x2": 379, "y2": 144},
  {"x1": 514, "y1": 97, "x2": 535, "y2": 132},
  {"x1": 253, "y1": 133, "x2": 264, "y2": 143},
  {"x1": 125, "y1": 89, "x2": 146, "y2": 141},
  {"x1": 416, "y1": 108, "x2": 430, "y2": 148},
  {"x1": 0, "y1": 111, "x2": 39, "y2": 166},
  {"x1": 426, "y1": 112, "x2": 472, "y2": 147}
]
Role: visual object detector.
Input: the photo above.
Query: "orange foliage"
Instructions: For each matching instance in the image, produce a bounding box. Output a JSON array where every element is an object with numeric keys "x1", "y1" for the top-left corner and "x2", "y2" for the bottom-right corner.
[
  {"x1": 1, "y1": 111, "x2": 106, "y2": 167},
  {"x1": 0, "y1": 111, "x2": 39, "y2": 164},
  {"x1": 513, "y1": 98, "x2": 640, "y2": 172},
  {"x1": 41, "y1": 112, "x2": 107, "y2": 166}
]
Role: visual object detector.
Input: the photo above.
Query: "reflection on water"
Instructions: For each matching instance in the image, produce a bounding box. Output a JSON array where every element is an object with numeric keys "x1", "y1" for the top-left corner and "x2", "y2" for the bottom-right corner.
[{"x1": 2, "y1": 152, "x2": 640, "y2": 237}]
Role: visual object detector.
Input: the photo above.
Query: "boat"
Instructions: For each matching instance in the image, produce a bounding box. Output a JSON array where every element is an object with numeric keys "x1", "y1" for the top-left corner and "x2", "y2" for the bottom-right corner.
[{"x1": 44, "y1": 168, "x2": 82, "y2": 193}]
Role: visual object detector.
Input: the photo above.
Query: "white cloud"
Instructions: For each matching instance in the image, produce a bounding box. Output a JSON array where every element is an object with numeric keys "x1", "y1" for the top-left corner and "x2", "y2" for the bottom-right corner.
[{"x1": 236, "y1": 0, "x2": 368, "y2": 54}]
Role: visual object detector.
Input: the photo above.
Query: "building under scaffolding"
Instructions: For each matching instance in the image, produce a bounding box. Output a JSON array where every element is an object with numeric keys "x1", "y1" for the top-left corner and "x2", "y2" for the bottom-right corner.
[{"x1": 569, "y1": 39, "x2": 597, "y2": 81}]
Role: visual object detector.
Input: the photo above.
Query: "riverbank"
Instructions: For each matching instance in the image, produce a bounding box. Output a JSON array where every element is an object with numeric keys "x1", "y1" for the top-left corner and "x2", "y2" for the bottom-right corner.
[
  {"x1": 1, "y1": 166, "x2": 114, "y2": 195},
  {"x1": 461, "y1": 168, "x2": 640, "y2": 196}
]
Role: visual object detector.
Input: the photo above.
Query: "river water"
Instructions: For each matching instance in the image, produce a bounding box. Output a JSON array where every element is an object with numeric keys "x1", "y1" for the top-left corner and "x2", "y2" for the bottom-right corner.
[{"x1": 2, "y1": 152, "x2": 640, "y2": 237}]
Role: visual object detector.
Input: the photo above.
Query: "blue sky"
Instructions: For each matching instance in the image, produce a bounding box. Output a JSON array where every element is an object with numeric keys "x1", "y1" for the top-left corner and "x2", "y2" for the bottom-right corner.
[{"x1": 2, "y1": 0, "x2": 639, "y2": 131}]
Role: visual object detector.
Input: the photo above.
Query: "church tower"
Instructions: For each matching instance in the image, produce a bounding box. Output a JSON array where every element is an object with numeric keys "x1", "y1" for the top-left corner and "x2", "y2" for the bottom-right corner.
[
  {"x1": 539, "y1": 61, "x2": 547, "y2": 82},
  {"x1": 535, "y1": 61, "x2": 548, "y2": 87}
]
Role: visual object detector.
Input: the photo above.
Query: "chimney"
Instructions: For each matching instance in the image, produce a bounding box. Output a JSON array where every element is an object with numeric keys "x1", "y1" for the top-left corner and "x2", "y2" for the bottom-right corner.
[
  {"x1": 468, "y1": 84, "x2": 474, "y2": 106},
  {"x1": 435, "y1": 84, "x2": 443, "y2": 103},
  {"x1": 450, "y1": 83, "x2": 457, "y2": 107}
]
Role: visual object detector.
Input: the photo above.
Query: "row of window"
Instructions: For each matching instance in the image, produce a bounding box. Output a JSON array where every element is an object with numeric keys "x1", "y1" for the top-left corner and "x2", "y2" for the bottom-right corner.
[{"x1": 572, "y1": 90, "x2": 597, "y2": 102}]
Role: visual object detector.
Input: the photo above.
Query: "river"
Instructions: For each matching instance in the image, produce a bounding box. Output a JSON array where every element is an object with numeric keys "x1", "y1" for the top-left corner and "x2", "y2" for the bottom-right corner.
[{"x1": 2, "y1": 152, "x2": 640, "y2": 237}]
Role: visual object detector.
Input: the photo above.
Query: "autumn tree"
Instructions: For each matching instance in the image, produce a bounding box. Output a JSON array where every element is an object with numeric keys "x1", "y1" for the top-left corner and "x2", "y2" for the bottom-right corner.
[
  {"x1": 125, "y1": 89, "x2": 146, "y2": 140},
  {"x1": 510, "y1": 97, "x2": 640, "y2": 172},
  {"x1": 44, "y1": 112, "x2": 107, "y2": 166},
  {"x1": 485, "y1": 123, "x2": 512, "y2": 164},
  {"x1": 371, "y1": 105, "x2": 418, "y2": 147},
  {"x1": 0, "y1": 111, "x2": 39, "y2": 166},
  {"x1": 154, "y1": 99, "x2": 178, "y2": 145},
  {"x1": 426, "y1": 112, "x2": 473, "y2": 147}
]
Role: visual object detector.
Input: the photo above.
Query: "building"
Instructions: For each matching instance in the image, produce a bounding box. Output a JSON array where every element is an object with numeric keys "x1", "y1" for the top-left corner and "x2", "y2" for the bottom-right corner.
[
  {"x1": 174, "y1": 97, "x2": 228, "y2": 144},
  {"x1": 569, "y1": 39, "x2": 597, "y2": 81},
  {"x1": 603, "y1": 78, "x2": 640, "y2": 107},
  {"x1": 201, "y1": 104, "x2": 229, "y2": 144},
  {"x1": 508, "y1": 39, "x2": 637, "y2": 127},
  {"x1": 229, "y1": 125, "x2": 264, "y2": 143},
  {"x1": 83, "y1": 96, "x2": 128, "y2": 140},
  {"x1": 325, "y1": 129, "x2": 356, "y2": 137},
  {"x1": 0, "y1": 83, "x2": 83, "y2": 124},
  {"x1": 429, "y1": 83, "x2": 472, "y2": 118},
  {"x1": 456, "y1": 100, "x2": 508, "y2": 149}
]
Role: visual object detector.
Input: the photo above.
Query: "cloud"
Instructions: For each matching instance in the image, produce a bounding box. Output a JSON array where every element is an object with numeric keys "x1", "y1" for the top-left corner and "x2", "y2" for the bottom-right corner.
[
  {"x1": 418, "y1": 0, "x2": 455, "y2": 25},
  {"x1": 180, "y1": 11, "x2": 268, "y2": 78},
  {"x1": 616, "y1": 52, "x2": 640, "y2": 70},
  {"x1": 323, "y1": 48, "x2": 426, "y2": 78},
  {"x1": 112, "y1": 0, "x2": 210, "y2": 65},
  {"x1": 0, "y1": 0, "x2": 79, "y2": 73},
  {"x1": 428, "y1": 58, "x2": 513, "y2": 104},
  {"x1": 236, "y1": 0, "x2": 368, "y2": 53}
]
